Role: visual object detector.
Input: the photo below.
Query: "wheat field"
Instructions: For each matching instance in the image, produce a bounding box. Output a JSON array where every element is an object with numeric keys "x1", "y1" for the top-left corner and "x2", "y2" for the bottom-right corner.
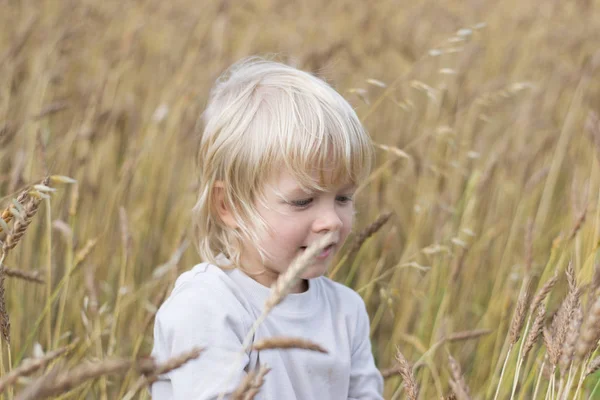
[{"x1": 2, "y1": 0, "x2": 600, "y2": 398}]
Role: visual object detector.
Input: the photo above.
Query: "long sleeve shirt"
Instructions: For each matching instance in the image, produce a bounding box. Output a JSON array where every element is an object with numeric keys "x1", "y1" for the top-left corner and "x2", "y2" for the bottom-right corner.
[{"x1": 150, "y1": 262, "x2": 384, "y2": 399}]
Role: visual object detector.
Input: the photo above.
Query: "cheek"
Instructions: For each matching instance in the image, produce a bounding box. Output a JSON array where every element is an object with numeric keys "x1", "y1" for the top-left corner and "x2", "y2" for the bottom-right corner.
[
  {"x1": 263, "y1": 224, "x2": 307, "y2": 260},
  {"x1": 271, "y1": 225, "x2": 299, "y2": 241},
  {"x1": 340, "y1": 208, "x2": 354, "y2": 236},
  {"x1": 261, "y1": 212, "x2": 307, "y2": 242}
]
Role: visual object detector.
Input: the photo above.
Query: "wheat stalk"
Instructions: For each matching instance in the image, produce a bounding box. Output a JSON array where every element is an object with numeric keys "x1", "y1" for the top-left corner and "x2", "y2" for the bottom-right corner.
[
  {"x1": 346, "y1": 211, "x2": 392, "y2": 261},
  {"x1": 15, "y1": 361, "x2": 63, "y2": 400},
  {"x1": 0, "y1": 190, "x2": 29, "y2": 235},
  {"x1": 496, "y1": 279, "x2": 531, "y2": 400},
  {"x1": 542, "y1": 328, "x2": 559, "y2": 400},
  {"x1": 251, "y1": 337, "x2": 328, "y2": 353},
  {"x1": 549, "y1": 269, "x2": 581, "y2": 374},
  {"x1": 17, "y1": 358, "x2": 135, "y2": 399},
  {"x1": 328, "y1": 212, "x2": 392, "y2": 279},
  {"x1": 0, "y1": 185, "x2": 48, "y2": 345},
  {"x1": 0, "y1": 252, "x2": 9, "y2": 345},
  {"x1": 142, "y1": 347, "x2": 204, "y2": 382},
  {"x1": 585, "y1": 356, "x2": 600, "y2": 377},
  {"x1": 0, "y1": 176, "x2": 66, "y2": 253},
  {"x1": 19, "y1": 347, "x2": 202, "y2": 399},
  {"x1": 591, "y1": 261, "x2": 600, "y2": 298},
  {"x1": 73, "y1": 238, "x2": 98, "y2": 270},
  {"x1": 575, "y1": 295, "x2": 600, "y2": 362},
  {"x1": 572, "y1": 293, "x2": 600, "y2": 398},
  {"x1": 567, "y1": 204, "x2": 588, "y2": 241},
  {"x1": 386, "y1": 329, "x2": 492, "y2": 378},
  {"x1": 559, "y1": 304, "x2": 582, "y2": 374},
  {"x1": 231, "y1": 364, "x2": 271, "y2": 400},
  {"x1": 218, "y1": 232, "x2": 334, "y2": 400},
  {"x1": 264, "y1": 232, "x2": 335, "y2": 314},
  {"x1": 523, "y1": 303, "x2": 547, "y2": 358},
  {"x1": 544, "y1": 326, "x2": 561, "y2": 368},
  {"x1": 447, "y1": 329, "x2": 493, "y2": 342},
  {"x1": 502, "y1": 274, "x2": 557, "y2": 400},
  {"x1": 524, "y1": 217, "x2": 534, "y2": 275},
  {"x1": 121, "y1": 347, "x2": 203, "y2": 400},
  {"x1": 2, "y1": 195, "x2": 43, "y2": 253},
  {"x1": 0, "y1": 342, "x2": 75, "y2": 393},
  {"x1": 510, "y1": 281, "x2": 532, "y2": 345},
  {"x1": 2, "y1": 266, "x2": 44, "y2": 284},
  {"x1": 84, "y1": 263, "x2": 99, "y2": 315},
  {"x1": 586, "y1": 111, "x2": 600, "y2": 165},
  {"x1": 448, "y1": 354, "x2": 471, "y2": 400},
  {"x1": 530, "y1": 274, "x2": 559, "y2": 315},
  {"x1": 532, "y1": 355, "x2": 547, "y2": 399},
  {"x1": 557, "y1": 302, "x2": 583, "y2": 399}
]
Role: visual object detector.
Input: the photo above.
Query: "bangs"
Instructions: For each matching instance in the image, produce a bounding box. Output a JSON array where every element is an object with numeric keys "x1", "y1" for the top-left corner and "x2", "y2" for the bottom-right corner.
[{"x1": 256, "y1": 84, "x2": 372, "y2": 195}]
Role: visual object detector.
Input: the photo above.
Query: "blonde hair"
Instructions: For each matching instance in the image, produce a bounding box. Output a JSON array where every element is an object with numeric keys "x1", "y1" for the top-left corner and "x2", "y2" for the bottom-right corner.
[{"x1": 192, "y1": 56, "x2": 373, "y2": 268}]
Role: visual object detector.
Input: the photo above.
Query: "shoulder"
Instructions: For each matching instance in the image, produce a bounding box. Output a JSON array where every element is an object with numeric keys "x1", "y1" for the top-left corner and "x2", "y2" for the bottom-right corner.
[{"x1": 155, "y1": 263, "x2": 253, "y2": 334}]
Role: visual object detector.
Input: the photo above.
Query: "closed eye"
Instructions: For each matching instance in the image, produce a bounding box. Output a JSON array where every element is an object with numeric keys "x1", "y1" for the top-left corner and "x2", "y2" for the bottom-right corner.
[
  {"x1": 336, "y1": 195, "x2": 353, "y2": 204},
  {"x1": 291, "y1": 198, "x2": 313, "y2": 207},
  {"x1": 291, "y1": 195, "x2": 353, "y2": 208}
]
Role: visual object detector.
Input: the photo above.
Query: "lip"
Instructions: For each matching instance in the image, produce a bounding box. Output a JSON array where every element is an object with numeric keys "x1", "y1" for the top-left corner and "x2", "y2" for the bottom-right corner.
[
  {"x1": 316, "y1": 244, "x2": 335, "y2": 260},
  {"x1": 300, "y1": 243, "x2": 336, "y2": 260}
]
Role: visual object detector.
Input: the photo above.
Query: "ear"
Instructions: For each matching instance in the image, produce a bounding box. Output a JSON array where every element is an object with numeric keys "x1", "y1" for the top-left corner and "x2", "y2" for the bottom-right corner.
[{"x1": 213, "y1": 181, "x2": 239, "y2": 229}]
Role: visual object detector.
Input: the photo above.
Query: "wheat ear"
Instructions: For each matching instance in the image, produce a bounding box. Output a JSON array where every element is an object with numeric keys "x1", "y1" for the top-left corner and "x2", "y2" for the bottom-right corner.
[
  {"x1": 2, "y1": 266, "x2": 44, "y2": 284},
  {"x1": 0, "y1": 342, "x2": 74, "y2": 393},
  {"x1": 495, "y1": 279, "x2": 531, "y2": 400},
  {"x1": 121, "y1": 347, "x2": 203, "y2": 400},
  {"x1": 395, "y1": 347, "x2": 419, "y2": 400},
  {"x1": 231, "y1": 364, "x2": 271, "y2": 400},
  {"x1": 448, "y1": 354, "x2": 471, "y2": 400},
  {"x1": 251, "y1": 337, "x2": 327, "y2": 353}
]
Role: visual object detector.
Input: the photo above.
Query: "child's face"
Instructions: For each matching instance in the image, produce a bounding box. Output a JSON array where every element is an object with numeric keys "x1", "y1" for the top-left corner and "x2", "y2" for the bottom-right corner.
[{"x1": 239, "y1": 168, "x2": 356, "y2": 292}]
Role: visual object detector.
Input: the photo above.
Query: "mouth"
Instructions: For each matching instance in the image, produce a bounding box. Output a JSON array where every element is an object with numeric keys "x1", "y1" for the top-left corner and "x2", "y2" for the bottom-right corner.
[{"x1": 299, "y1": 242, "x2": 336, "y2": 259}]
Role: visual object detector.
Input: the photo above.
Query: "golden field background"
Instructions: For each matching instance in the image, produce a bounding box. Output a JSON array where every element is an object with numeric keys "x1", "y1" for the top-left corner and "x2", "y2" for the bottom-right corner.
[{"x1": 2, "y1": 0, "x2": 600, "y2": 398}]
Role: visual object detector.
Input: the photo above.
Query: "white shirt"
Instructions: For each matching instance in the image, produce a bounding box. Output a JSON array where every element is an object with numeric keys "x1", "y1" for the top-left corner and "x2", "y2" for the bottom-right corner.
[{"x1": 151, "y1": 262, "x2": 384, "y2": 400}]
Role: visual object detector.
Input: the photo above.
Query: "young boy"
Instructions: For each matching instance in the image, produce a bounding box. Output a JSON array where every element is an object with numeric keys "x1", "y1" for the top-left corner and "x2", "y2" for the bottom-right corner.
[{"x1": 151, "y1": 56, "x2": 384, "y2": 399}]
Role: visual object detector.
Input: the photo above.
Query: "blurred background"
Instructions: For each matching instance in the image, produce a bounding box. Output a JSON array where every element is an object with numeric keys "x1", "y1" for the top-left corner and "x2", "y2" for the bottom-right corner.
[{"x1": 2, "y1": 0, "x2": 600, "y2": 398}]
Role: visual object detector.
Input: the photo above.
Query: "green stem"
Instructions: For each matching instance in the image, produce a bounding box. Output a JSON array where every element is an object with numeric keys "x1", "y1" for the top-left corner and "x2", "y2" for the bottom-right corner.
[
  {"x1": 44, "y1": 197, "x2": 52, "y2": 348},
  {"x1": 533, "y1": 357, "x2": 547, "y2": 400},
  {"x1": 493, "y1": 344, "x2": 513, "y2": 400}
]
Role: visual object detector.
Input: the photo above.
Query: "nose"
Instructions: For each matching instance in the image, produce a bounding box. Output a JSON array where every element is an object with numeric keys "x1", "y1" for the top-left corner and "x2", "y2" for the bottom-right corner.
[{"x1": 313, "y1": 204, "x2": 343, "y2": 233}]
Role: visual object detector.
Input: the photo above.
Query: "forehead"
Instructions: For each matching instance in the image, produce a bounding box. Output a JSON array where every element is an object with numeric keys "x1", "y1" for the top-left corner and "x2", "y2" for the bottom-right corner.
[{"x1": 265, "y1": 167, "x2": 354, "y2": 194}]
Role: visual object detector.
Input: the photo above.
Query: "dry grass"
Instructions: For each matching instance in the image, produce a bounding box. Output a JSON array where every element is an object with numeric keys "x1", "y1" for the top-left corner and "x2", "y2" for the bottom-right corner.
[{"x1": 2, "y1": 0, "x2": 600, "y2": 398}]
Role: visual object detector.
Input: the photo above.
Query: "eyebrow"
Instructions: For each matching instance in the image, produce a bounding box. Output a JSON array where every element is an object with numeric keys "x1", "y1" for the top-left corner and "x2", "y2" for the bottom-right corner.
[
  {"x1": 286, "y1": 187, "x2": 315, "y2": 197},
  {"x1": 287, "y1": 183, "x2": 356, "y2": 196}
]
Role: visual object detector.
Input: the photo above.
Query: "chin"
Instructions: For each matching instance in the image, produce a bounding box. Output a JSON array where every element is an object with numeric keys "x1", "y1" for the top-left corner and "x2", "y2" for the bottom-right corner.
[{"x1": 301, "y1": 262, "x2": 330, "y2": 279}]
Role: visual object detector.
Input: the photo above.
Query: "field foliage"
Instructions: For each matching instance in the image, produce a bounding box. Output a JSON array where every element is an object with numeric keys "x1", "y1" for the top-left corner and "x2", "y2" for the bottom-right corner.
[{"x1": 2, "y1": 0, "x2": 600, "y2": 398}]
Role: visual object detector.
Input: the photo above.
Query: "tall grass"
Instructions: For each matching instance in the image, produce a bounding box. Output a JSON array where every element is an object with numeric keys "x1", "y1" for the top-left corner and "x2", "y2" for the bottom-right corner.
[{"x1": 2, "y1": 0, "x2": 600, "y2": 398}]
